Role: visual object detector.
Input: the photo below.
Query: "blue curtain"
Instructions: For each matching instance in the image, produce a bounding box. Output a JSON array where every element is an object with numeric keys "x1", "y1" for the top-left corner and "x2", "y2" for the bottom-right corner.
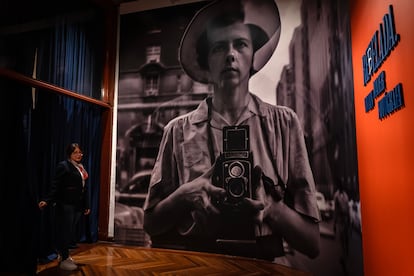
[
  {"x1": 32, "y1": 90, "x2": 103, "y2": 249},
  {"x1": 0, "y1": 77, "x2": 103, "y2": 275},
  {"x1": 0, "y1": 9, "x2": 106, "y2": 274},
  {"x1": 47, "y1": 17, "x2": 103, "y2": 99}
]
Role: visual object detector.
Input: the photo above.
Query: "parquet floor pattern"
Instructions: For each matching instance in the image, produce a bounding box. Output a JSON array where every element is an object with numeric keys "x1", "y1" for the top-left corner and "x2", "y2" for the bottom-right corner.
[{"x1": 37, "y1": 242, "x2": 310, "y2": 275}]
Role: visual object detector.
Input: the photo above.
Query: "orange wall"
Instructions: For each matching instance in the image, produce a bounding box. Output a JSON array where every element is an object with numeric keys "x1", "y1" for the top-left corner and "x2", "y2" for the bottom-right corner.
[{"x1": 350, "y1": 1, "x2": 414, "y2": 275}]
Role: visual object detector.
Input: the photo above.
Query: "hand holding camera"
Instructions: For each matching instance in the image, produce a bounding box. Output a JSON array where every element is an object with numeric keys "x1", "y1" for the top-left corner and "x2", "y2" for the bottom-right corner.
[
  {"x1": 179, "y1": 165, "x2": 226, "y2": 213},
  {"x1": 175, "y1": 166, "x2": 226, "y2": 234}
]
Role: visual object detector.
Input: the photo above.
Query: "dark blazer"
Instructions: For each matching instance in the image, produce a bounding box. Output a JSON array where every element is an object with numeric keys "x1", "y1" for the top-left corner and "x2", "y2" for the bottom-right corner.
[{"x1": 45, "y1": 160, "x2": 89, "y2": 210}]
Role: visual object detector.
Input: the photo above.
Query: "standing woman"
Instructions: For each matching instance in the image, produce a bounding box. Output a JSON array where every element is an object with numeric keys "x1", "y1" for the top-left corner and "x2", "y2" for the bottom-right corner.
[{"x1": 38, "y1": 143, "x2": 90, "y2": 271}]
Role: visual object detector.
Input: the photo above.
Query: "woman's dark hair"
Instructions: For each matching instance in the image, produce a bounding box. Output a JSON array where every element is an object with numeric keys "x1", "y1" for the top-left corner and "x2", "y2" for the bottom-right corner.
[
  {"x1": 66, "y1": 143, "x2": 82, "y2": 157},
  {"x1": 196, "y1": 9, "x2": 269, "y2": 71}
]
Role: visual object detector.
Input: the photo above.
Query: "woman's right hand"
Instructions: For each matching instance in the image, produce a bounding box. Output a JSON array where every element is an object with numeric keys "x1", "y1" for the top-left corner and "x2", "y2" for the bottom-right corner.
[
  {"x1": 171, "y1": 167, "x2": 225, "y2": 234},
  {"x1": 181, "y1": 169, "x2": 225, "y2": 211},
  {"x1": 145, "y1": 166, "x2": 227, "y2": 236}
]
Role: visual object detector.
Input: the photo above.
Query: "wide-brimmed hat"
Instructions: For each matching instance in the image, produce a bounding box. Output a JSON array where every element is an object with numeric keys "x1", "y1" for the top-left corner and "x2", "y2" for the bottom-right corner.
[{"x1": 179, "y1": 0, "x2": 281, "y2": 84}]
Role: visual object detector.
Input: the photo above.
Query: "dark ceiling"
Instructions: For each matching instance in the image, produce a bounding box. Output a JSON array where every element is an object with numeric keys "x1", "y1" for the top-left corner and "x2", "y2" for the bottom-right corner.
[{"x1": 0, "y1": 0, "x2": 120, "y2": 28}]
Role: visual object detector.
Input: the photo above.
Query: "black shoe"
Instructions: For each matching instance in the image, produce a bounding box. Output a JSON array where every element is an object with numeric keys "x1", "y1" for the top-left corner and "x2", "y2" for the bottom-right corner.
[{"x1": 69, "y1": 244, "x2": 79, "y2": 249}]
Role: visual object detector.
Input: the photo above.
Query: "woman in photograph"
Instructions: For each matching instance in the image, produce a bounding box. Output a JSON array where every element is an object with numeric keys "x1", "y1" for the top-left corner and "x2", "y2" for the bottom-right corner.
[{"x1": 143, "y1": 0, "x2": 320, "y2": 264}]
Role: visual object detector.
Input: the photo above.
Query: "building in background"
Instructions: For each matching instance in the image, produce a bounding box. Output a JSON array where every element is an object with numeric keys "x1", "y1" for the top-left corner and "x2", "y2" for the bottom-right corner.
[
  {"x1": 277, "y1": 0, "x2": 359, "y2": 203},
  {"x1": 116, "y1": 2, "x2": 211, "y2": 188}
]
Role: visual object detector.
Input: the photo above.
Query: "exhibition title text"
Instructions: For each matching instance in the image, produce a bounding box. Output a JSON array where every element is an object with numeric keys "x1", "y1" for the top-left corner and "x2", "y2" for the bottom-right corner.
[{"x1": 362, "y1": 4, "x2": 404, "y2": 120}]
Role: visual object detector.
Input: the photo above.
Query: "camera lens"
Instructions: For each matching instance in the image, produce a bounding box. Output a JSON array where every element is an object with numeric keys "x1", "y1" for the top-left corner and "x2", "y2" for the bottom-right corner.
[
  {"x1": 228, "y1": 161, "x2": 244, "y2": 177},
  {"x1": 228, "y1": 178, "x2": 245, "y2": 198}
]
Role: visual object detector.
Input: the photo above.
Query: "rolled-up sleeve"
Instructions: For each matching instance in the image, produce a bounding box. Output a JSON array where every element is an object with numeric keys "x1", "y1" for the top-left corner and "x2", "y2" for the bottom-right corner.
[
  {"x1": 285, "y1": 110, "x2": 321, "y2": 222},
  {"x1": 143, "y1": 122, "x2": 179, "y2": 211}
]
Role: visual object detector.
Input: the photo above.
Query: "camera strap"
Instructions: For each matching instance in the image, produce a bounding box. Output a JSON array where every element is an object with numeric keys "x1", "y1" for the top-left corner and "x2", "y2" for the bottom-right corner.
[{"x1": 206, "y1": 97, "x2": 218, "y2": 165}]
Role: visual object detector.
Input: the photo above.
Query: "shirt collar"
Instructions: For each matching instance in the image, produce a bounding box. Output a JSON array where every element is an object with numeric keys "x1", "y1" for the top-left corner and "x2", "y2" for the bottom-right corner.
[{"x1": 188, "y1": 97, "x2": 210, "y2": 125}]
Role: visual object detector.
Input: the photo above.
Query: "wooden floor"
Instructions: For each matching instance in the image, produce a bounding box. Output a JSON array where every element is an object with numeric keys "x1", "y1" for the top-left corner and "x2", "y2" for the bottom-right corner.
[{"x1": 36, "y1": 242, "x2": 311, "y2": 275}]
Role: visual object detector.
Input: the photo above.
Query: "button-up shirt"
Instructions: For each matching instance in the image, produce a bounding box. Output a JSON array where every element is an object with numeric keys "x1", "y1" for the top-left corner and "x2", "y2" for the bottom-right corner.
[{"x1": 144, "y1": 93, "x2": 320, "y2": 251}]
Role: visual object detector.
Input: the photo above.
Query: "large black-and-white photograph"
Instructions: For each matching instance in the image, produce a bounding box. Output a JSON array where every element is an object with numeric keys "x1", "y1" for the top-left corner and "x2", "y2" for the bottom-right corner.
[{"x1": 115, "y1": 0, "x2": 363, "y2": 275}]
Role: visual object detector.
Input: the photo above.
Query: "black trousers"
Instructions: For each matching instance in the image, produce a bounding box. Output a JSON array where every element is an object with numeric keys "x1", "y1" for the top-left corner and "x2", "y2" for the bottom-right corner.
[{"x1": 55, "y1": 204, "x2": 82, "y2": 260}]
